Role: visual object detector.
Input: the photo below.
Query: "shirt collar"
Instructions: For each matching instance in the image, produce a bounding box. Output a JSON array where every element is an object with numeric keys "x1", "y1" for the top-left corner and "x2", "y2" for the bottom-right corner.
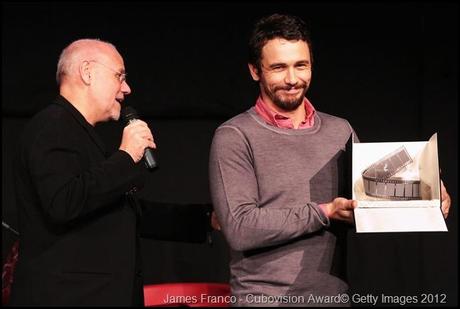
[{"x1": 254, "y1": 96, "x2": 316, "y2": 129}]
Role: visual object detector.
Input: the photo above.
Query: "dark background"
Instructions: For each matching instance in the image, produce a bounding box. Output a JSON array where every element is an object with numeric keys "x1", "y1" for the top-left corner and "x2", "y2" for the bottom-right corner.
[{"x1": 2, "y1": 1, "x2": 457, "y2": 306}]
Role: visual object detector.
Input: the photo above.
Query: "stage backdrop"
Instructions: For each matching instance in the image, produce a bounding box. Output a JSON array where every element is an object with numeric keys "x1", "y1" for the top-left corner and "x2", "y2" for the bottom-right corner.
[{"x1": 2, "y1": 2, "x2": 457, "y2": 306}]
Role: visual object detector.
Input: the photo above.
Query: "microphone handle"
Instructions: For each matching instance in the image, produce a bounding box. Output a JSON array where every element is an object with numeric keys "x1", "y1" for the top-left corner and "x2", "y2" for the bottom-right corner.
[
  {"x1": 127, "y1": 118, "x2": 158, "y2": 170},
  {"x1": 144, "y1": 148, "x2": 158, "y2": 170}
]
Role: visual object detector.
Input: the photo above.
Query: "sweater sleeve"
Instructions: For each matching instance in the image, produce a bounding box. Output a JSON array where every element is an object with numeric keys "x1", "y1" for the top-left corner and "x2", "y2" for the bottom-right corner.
[{"x1": 209, "y1": 126, "x2": 329, "y2": 252}]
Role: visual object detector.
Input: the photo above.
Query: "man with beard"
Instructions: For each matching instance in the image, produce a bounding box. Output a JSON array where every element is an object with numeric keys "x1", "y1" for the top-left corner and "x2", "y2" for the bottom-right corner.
[
  {"x1": 209, "y1": 14, "x2": 450, "y2": 307},
  {"x1": 209, "y1": 14, "x2": 357, "y2": 307}
]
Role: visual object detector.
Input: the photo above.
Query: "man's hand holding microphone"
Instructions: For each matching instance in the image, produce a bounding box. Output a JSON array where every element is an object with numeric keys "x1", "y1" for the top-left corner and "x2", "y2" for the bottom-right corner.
[{"x1": 119, "y1": 106, "x2": 158, "y2": 170}]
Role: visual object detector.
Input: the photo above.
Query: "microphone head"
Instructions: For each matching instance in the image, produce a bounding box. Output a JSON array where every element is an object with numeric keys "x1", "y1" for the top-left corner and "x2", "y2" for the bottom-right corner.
[{"x1": 120, "y1": 106, "x2": 139, "y2": 123}]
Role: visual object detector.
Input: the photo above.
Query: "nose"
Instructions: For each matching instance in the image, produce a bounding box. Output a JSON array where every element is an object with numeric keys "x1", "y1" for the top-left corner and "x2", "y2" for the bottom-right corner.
[
  {"x1": 121, "y1": 80, "x2": 131, "y2": 95},
  {"x1": 284, "y1": 68, "x2": 298, "y2": 86}
]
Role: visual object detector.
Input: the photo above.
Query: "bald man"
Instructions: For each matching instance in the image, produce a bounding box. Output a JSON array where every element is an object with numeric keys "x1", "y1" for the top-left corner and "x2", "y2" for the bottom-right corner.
[{"x1": 9, "y1": 39, "x2": 156, "y2": 306}]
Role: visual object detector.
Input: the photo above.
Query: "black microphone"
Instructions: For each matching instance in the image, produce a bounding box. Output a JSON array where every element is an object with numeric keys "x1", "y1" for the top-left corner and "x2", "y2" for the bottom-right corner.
[{"x1": 120, "y1": 106, "x2": 158, "y2": 170}]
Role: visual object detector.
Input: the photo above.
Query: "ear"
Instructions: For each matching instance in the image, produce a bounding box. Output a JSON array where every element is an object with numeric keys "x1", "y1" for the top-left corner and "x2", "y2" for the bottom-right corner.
[
  {"x1": 248, "y1": 63, "x2": 260, "y2": 82},
  {"x1": 80, "y1": 61, "x2": 92, "y2": 85}
]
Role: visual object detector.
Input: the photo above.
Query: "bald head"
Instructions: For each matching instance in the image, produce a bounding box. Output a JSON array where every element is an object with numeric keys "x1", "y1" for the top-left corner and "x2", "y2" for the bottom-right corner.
[
  {"x1": 56, "y1": 39, "x2": 118, "y2": 86},
  {"x1": 56, "y1": 38, "x2": 131, "y2": 125}
]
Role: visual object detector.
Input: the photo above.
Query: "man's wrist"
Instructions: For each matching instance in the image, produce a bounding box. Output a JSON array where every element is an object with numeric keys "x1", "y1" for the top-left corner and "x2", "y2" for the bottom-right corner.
[{"x1": 319, "y1": 203, "x2": 330, "y2": 218}]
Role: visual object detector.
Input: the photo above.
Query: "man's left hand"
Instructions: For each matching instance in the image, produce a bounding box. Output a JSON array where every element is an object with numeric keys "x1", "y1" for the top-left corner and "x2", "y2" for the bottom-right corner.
[{"x1": 441, "y1": 180, "x2": 451, "y2": 219}]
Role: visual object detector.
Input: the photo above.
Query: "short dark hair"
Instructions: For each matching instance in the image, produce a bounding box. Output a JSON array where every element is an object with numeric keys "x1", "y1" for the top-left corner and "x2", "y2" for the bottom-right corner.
[{"x1": 248, "y1": 13, "x2": 313, "y2": 72}]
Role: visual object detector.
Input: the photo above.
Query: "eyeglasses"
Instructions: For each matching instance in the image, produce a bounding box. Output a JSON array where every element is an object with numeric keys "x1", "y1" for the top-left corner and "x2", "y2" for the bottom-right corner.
[{"x1": 88, "y1": 60, "x2": 127, "y2": 83}]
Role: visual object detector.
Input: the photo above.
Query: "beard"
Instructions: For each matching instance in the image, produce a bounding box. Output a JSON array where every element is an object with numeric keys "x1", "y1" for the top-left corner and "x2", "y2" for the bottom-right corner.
[{"x1": 262, "y1": 80, "x2": 309, "y2": 112}]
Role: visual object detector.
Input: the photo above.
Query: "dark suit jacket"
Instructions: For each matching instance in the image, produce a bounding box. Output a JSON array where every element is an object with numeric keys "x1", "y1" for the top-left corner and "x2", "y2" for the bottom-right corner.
[{"x1": 9, "y1": 96, "x2": 209, "y2": 306}]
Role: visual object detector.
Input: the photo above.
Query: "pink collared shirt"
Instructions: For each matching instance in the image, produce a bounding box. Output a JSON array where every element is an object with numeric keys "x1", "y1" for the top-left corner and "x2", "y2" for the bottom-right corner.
[{"x1": 254, "y1": 96, "x2": 316, "y2": 129}]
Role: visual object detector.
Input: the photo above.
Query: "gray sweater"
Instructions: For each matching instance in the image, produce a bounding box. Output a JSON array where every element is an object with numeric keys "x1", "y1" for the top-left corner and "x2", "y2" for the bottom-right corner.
[{"x1": 209, "y1": 107, "x2": 354, "y2": 306}]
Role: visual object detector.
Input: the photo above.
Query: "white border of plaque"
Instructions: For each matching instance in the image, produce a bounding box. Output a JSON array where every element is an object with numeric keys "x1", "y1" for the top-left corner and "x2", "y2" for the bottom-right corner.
[{"x1": 352, "y1": 133, "x2": 447, "y2": 233}]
